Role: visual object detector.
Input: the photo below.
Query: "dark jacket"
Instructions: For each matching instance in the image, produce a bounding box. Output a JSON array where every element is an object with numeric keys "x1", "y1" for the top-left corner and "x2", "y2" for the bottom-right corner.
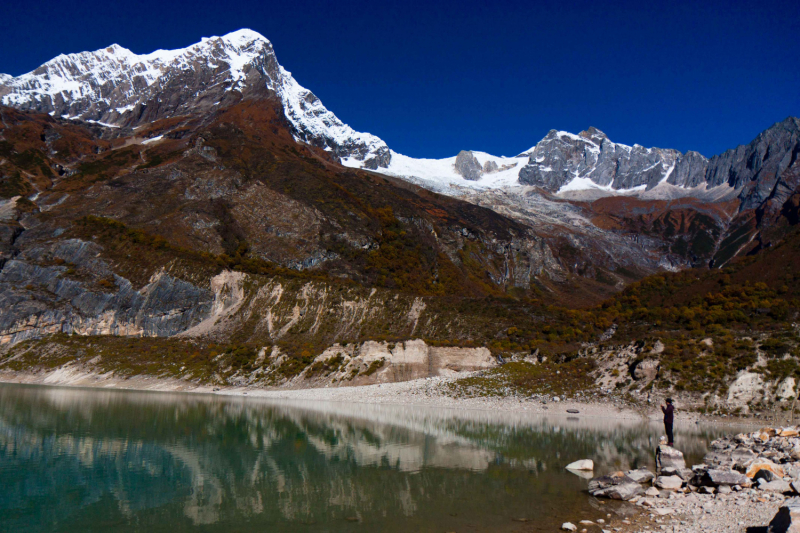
[{"x1": 662, "y1": 404, "x2": 674, "y2": 424}]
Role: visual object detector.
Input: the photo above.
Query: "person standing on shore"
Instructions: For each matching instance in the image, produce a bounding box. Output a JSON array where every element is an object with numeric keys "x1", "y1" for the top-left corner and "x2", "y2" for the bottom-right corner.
[{"x1": 661, "y1": 398, "x2": 674, "y2": 446}]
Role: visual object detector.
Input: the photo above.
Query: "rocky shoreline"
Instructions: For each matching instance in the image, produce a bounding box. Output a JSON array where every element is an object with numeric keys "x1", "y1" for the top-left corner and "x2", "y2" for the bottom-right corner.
[{"x1": 564, "y1": 426, "x2": 800, "y2": 533}]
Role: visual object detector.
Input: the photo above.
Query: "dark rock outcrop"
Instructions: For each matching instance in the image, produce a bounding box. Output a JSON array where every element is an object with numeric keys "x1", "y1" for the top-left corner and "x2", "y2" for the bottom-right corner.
[
  {"x1": 0, "y1": 240, "x2": 213, "y2": 344},
  {"x1": 482, "y1": 160, "x2": 499, "y2": 174},
  {"x1": 454, "y1": 151, "x2": 483, "y2": 181}
]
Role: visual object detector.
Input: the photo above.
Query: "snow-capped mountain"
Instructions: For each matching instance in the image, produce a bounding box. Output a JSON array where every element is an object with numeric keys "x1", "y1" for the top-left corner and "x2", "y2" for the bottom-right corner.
[
  {"x1": 2, "y1": 30, "x2": 798, "y2": 207},
  {"x1": 0, "y1": 29, "x2": 390, "y2": 168},
  {"x1": 351, "y1": 119, "x2": 800, "y2": 211}
]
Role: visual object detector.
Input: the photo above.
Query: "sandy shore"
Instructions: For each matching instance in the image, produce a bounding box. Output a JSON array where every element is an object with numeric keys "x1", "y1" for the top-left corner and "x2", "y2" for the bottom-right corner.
[{"x1": 0, "y1": 367, "x2": 732, "y2": 424}]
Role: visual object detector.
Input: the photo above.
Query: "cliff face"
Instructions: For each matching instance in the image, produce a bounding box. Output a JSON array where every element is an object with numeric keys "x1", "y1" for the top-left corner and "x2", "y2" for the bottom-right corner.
[{"x1": 0, "y1": 239, "x2": 213, "y2": 345}]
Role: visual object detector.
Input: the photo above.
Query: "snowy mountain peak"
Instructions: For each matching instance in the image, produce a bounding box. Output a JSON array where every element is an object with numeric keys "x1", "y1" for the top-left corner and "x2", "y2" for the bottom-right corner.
[
  {"x1": 212, "y1": 28, "x2": 270, "y2": 47},
  {"x1": 0, "y1": 29, "x2": 388, "y2": 167}
]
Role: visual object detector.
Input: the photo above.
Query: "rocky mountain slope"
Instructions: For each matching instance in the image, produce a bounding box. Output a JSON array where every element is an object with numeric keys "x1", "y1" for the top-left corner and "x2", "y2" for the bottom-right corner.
[{"x1": 1, "y1": 101, "x2": 666, "y2": 349}]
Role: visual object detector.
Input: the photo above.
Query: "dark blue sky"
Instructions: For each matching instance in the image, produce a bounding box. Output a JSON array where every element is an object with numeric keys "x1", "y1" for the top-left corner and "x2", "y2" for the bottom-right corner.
[{"x1": 2, "y1": 0, "x2": 798, "y2": 158}]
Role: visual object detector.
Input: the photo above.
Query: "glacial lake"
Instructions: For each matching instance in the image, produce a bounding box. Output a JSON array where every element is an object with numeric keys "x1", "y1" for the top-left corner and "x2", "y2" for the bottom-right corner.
[{"x1": 0, "y1": 384, "x2": 748, "y2": 532}]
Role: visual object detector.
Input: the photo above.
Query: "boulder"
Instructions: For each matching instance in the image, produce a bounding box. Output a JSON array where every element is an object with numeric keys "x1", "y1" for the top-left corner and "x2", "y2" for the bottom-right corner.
[
  {"x1": 645, "y1": 487, "x2": 661, "y2": 497},
  {"x1": 626, "y1": 468, "x2": 655, "y2": 484},
  {"x1": 748, "y1": 460, "x2": 786, "y2": 480},
  {"x1": 656, "y1": 445, "x2": 687, "y2": 473},
  {"x1": 731, "y1": 447, "x2": 757, "y2": 468},
  {"x1": 781, "y1": 428, "x2": 800, "y2": 438},
  {"x1": 588, "y1": 471, "x2": 629, "y2": 492},
  {"x1": 566, "y1": 459, "x2": 594, "y2": 471},
  {"x1": 703, "y1": 451, "x2": 733, "y2": 469},
  {"x1": 602, "y1": 483, "x2": 645, "y2": 500},
  {"x1": 700, "y1": 469, "x2": 752, "y2": 487},
  {"x1": 760, "y1": 479, "x2": 794, "y2": 494},
  {"x1": 588, "y1": 472, "x2": 644, "y2": 501},
  {"x1": 655, "y1": 475, "x2": 684, "y2": 491},
  {"x1": 633, "y1": 359, "x2": 659, "y2": 381},
  {"x1": 561, "y1": 522, "x2": 577, "y2": 532}
]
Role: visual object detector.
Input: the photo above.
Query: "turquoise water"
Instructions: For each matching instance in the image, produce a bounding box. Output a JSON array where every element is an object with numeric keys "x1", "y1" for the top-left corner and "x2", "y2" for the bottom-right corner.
[{"x1": 0, "y1": 384, "x2": 743, "y2": 532}]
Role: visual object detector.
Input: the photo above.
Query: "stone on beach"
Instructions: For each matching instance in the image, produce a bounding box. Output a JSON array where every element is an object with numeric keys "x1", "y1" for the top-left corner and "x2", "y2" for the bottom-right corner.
[
  {"x1": 731, "y1": 447, "x2": 758, "y2": 468},
  {"x1": 561, "y1": 522, "x2": 577, "y2": 531},
  {"x1": 588, "y1": 472, "x2": 645, "y2": 501},
  {"x1": 654, "y1": 475, "x2": 684, "y2": 490},
  {"x1": 701, "y1": 469, "x2": 752, "y2": 487},
  {"x1": 748, "y1": 460, "x2": 787, "y2": 480},
  {"x1": 566, "y1": 459, "x2": 594, "y2": 471},
  {"x1": 759, "y1": 479, "x2": 794, "y2": 494},
  {"x1": 626, "y1": 468, "x2": 655, "y2": 484},
  {"x1": 656, "y1": 444, "x2": 686, "y2": 472}
]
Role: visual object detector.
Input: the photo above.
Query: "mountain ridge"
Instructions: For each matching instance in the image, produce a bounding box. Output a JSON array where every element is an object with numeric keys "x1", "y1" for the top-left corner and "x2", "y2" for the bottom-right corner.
[
  {"x1": 0, "y1": 29, "x2": 391, "y2": 169},
  {"x1": 2, "y1": 29, "x2": 798, "y2": 207}
]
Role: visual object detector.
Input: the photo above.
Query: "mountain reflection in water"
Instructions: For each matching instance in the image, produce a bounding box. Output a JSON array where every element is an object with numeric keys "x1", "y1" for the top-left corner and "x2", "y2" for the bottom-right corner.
[{"x1": 0, "y1": 384, "x2": 746, "y2": 532}]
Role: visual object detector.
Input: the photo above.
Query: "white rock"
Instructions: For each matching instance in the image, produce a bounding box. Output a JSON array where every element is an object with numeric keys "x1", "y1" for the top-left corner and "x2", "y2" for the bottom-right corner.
[
  {"x1": 778, "y1": 377, "x2": 797, "y2": 401},
  {"x1": 561, "y1": 523, "x2": 577, "y2": 532},
  {"x1": 655, "y1": 475, "x2": 684, "y2": 490},
  {"x1": 727, "y1": 372, "x2": 765, "y2": 407},
  {"x1": 566, "y1": 459, "x2": 594, "y2": 471}
]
